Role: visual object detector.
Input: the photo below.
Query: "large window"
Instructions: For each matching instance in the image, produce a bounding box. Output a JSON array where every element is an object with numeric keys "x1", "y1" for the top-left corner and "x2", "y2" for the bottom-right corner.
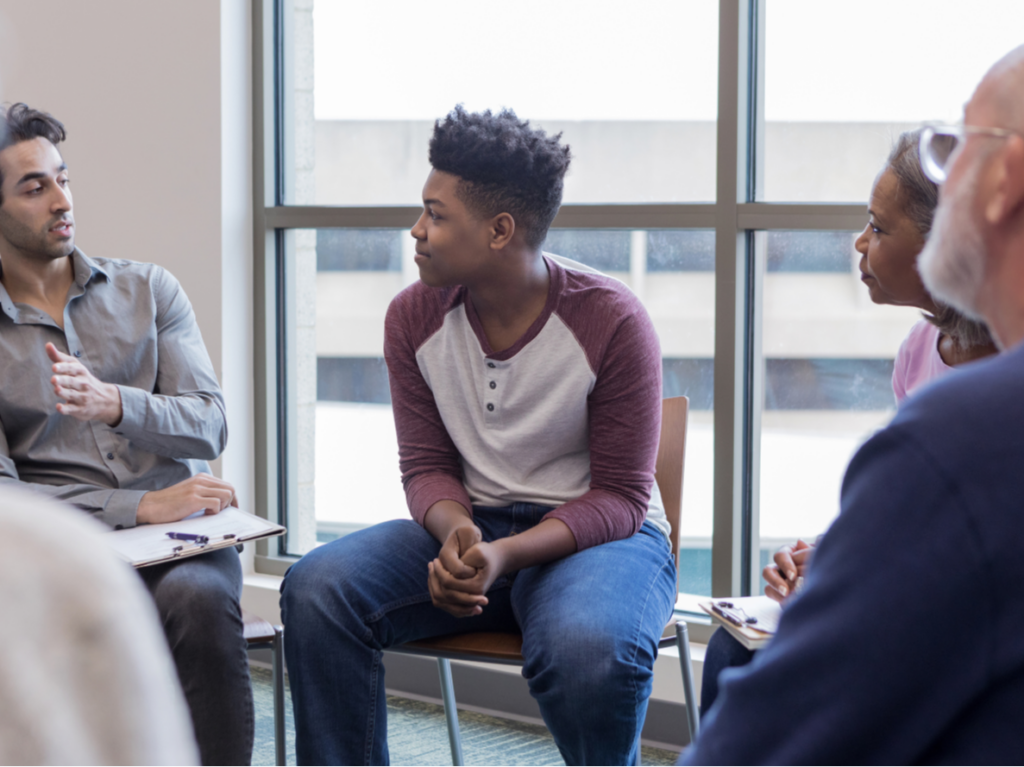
[{"x1": 254, "y1": 0, "x2": 1021, "y2": 598}]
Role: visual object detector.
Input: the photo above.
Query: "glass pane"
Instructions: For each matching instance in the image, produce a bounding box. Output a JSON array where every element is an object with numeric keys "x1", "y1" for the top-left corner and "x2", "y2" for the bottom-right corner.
[
  {"x1": 285, "y1": 227, "x2": 717, "y2": 596},
  {"x1": 756, "y1": 231, "x2": 920, "y2": 582},
  {"x1": 281, "y1": 0, "x2": 718, "y2": 206},
  {"x1": 761, "y1": 0, "x2": 1024, "y2": 201}
]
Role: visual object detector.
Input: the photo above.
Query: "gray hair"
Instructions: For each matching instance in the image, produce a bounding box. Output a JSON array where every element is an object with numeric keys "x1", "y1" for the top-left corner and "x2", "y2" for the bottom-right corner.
[{"x1": 886, "y1": 129, "x2": 994, "y2": 350}]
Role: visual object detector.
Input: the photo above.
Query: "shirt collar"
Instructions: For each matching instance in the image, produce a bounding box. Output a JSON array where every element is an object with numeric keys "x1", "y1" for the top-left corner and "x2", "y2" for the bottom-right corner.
[{"x1": 71, "y1": 248, "x2": 109, "y2": 287}]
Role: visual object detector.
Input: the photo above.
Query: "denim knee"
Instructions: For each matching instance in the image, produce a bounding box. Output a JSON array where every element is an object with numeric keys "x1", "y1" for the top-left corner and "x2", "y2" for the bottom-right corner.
[{"x1": 526, "y1": 627, "x2": 652, "y2": 702}]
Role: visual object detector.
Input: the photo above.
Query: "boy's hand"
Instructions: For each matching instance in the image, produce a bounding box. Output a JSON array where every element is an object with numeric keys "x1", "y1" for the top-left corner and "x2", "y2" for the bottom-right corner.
[
  {"x1": 438, "y1": 524, "x2": 481, "y2": 581},
  {"x1": 428, "y1": 540, "x2": 508, "y2": 618}
]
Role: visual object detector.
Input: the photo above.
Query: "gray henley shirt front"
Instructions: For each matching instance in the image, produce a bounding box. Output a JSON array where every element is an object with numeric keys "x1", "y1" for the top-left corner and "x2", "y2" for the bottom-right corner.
[{"x1": 0, "y1": 249, "x2": 226, "y2": 529}]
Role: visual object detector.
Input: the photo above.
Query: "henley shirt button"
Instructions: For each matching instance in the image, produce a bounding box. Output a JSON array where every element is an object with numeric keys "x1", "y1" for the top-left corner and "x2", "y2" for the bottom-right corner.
[
  {"x1": 74, "y1": 351, "x2": 82, "y2": 357},
  {"x1": 106, "y1": 452, "x2": 114, "y2": 459},
  {"x1": 487, "y1": 362, "x2": 496, "y2": 368},
  {"x1": 489, "y1": 381, "x2": 497, "y2": 389},
  {"x1": 486, "y1": 403, "x2": 495, "y2": 412}
]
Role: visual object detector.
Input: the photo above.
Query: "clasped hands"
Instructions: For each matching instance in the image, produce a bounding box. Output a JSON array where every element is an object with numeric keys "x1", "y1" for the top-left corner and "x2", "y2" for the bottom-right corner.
[{"x1": 428, "y1": 524, "x2": 507, "y2": 618}]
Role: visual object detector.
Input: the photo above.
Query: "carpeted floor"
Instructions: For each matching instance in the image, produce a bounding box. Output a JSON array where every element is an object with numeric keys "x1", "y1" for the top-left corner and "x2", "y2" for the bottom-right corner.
[{"x1": 250, "y1": 666, "x2": 679, "y2": 766}]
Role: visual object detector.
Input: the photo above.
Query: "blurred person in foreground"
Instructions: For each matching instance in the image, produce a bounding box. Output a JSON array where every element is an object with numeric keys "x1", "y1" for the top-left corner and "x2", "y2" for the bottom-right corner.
[
  {"x1": 0, "y1": 103, "x2": 251, "y2": 765},
  {"x1": 684, "y1": 45, "x2": 1024, "y2": 764},
  {"x1": 0, "y1": 485, "x2": 197, "y2": 764},
  {"x1": 698, "y1": 128, "x2": 998, "y2": 714}
]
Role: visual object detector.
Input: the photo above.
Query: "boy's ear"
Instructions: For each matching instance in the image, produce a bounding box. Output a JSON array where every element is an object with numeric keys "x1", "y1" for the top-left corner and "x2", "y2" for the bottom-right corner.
[{"x1": 489, "y1": 212, "x2": 516, "y2": 250}]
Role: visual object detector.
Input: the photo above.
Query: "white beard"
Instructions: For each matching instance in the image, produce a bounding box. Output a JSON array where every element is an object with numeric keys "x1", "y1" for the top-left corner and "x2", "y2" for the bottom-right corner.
[{"x1": 919, "y1": 169, "x2": 988, "y2": 321}]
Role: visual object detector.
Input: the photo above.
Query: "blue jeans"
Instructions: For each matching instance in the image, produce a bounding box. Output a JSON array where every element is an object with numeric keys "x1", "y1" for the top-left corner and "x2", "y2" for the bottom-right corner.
[{"x1": 280, "y1": 504, "x2": 677, "y2": 765}]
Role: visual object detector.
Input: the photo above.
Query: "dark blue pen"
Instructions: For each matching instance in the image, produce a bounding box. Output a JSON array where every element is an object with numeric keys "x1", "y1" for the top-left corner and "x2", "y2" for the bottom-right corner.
[{"x1": 166, "y1": 532, "x2": 209, "y2": 544}]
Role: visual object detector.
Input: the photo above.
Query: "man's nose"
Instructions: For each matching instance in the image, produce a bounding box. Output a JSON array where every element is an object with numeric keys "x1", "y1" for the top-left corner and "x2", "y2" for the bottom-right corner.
[{"x1": 51, "y1": 184, "x2": 72, "y2": 213}]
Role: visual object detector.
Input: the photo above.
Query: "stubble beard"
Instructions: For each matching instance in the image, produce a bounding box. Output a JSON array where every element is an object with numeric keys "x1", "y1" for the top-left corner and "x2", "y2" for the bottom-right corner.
[
  {"x1": 919, "y1": 168, "x2": 988, "y2": 321},
  {"x1": 0, "y1": 208, "x2": 75, "y2": 262}
]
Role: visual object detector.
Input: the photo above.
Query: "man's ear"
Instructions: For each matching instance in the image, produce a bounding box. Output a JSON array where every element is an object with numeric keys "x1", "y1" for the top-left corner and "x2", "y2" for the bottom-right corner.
[
  {"x1": 985, "y1": 134, "x2": 1024, "y2": 224},
  {"x1": 489, "y1": 212, "x2": 516, "y2": 250}
]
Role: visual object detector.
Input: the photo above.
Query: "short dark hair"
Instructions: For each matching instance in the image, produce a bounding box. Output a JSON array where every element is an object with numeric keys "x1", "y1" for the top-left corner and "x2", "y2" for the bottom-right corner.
[
  {"x1": 0, "y1": 103, "x2": 67, "y2": 205},
  {"x1": 429, "y1": 106, "x2": 571, "y2": 249}
]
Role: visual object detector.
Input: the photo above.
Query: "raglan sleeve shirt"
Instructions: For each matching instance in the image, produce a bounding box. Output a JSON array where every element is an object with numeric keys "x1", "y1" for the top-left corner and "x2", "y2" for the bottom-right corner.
[
  {"x1": 540, "y1": 305, "x2": 662, "y2": 550},
  {"x1": 383, "y1": 263, "x2": 662, "y2": 551},
  {"x1": 383, "y1": 289, "x2": 474, "y2": 522}
]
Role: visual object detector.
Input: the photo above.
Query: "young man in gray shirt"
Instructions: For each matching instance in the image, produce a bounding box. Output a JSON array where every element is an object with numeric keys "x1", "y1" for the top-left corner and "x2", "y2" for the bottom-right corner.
[{"x1": 0, "y1": 103, "x2": 252, "y2": 766}]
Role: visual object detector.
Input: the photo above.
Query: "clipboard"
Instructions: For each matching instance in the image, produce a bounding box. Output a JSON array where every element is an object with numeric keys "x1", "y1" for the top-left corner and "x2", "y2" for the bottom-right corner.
[
  {"x1": 106, "y1": 508, "x2": 286, "y2": 568},
  {"x1": 699, "y1": 596, "x2": 782, "y2": 651}
]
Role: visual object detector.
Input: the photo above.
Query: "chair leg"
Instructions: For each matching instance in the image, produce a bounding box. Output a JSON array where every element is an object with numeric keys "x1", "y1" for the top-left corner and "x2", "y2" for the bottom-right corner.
[
  {"x1": 436, "y1": 658, "x2": 464, "y2": 766},
  {"x1": 273, "y1": 628, "x2": 286, "y2": 766},
  {"x1": 676, "y1": 622, "x2": 700, "y2": 743}
]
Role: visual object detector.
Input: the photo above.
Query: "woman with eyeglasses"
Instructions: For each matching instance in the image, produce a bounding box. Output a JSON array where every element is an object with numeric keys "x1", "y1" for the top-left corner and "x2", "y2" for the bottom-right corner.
[{"x1": 698, "y1": 128, "x2": 998, "y2": 718}]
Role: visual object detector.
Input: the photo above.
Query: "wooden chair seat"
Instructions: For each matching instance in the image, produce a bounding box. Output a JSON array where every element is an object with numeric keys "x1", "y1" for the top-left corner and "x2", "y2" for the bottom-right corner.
[
  {"x1": 242, "y1": 608, "x2": 278, "y2": 644},
  {"x1": 402, "y1": 615, "x2": 681, "y2": 666}
]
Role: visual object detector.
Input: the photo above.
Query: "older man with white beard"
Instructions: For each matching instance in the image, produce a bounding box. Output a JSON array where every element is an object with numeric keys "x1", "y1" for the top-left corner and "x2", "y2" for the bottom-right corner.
[{"x1": 682, "y1": 45, "x2": 1024, "y2": 765}]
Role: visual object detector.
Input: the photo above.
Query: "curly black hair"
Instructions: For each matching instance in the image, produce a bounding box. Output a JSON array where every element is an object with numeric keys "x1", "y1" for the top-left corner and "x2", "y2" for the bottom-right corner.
[
  {"x1": 429, "y1": 106, "x2": 571, "y2": 249},
  {"x1": 0, "y1": 103, "x2": 66, "y2": 206}
]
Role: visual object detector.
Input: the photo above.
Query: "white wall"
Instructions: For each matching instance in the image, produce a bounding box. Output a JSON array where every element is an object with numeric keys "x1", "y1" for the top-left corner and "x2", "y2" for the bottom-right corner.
[{"x1": 0, "y1": 1, "x2": 254, "y2": 527}]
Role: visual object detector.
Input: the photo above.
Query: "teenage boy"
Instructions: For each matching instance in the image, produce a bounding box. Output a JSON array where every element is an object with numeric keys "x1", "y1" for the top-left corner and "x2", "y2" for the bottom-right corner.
[
  {"x1": 281, "y1": 106, "x2": 677, "y2": 765},
  {"x1": 0, "y1": 103, "x2": 252, "y2": 765}
]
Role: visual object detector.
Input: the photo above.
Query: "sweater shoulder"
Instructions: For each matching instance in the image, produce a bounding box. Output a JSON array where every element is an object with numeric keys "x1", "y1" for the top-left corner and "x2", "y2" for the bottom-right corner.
[{"x1": 385, "y1": 281, "x2": 464, "y2": 353}]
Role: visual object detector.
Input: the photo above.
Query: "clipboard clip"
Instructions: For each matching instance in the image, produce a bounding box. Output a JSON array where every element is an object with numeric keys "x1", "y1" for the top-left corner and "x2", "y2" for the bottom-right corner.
[
  {"x1": 712, "y1": 600, "x2": 759, "y2": 628},
  {"x1": 168, "y1": 533, "x2": 237, "y2": 557}
]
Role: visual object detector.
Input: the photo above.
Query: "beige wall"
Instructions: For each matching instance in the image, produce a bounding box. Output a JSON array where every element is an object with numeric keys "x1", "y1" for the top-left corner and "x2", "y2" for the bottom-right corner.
[{"x1": 0, "y1": 1, "x2": 254, "y2": 513}]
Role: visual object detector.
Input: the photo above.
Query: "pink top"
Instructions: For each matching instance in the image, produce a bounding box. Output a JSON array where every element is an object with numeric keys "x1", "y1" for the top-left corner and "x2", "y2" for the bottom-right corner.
[
  {"x1": 892, "y1": 319, "x2": 953, "y2": 404},
  {"x1": 383, "y1": 254, "x2": 668, "y2": 551}
]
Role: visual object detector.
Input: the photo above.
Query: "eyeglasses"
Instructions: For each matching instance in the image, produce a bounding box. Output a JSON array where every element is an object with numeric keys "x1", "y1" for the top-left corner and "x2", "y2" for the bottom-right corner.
[{"x1": 920, "y1": 124, "x2": 1021, "y2": 184}]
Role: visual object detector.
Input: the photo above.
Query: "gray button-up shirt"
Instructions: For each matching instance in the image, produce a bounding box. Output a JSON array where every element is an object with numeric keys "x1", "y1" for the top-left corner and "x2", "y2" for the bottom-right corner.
[{"x1": 0, "y1": 250, "x2": 227, "y2": 529}]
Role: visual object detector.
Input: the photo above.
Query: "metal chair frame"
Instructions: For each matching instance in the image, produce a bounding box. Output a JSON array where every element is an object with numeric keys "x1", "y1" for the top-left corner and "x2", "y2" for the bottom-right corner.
[{"x1": 244, "y1": 611, "x2": 287, "y2": 766}]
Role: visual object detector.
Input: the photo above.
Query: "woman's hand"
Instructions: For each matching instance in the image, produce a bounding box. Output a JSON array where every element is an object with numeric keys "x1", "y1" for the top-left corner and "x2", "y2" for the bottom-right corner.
[{"x1": 763, "y1": 539, "x2": 814, "y2": 604}]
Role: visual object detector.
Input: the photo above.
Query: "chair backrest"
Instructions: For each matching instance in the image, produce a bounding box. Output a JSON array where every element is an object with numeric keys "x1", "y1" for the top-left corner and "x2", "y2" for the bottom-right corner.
[{"x1": 655, "y1": 396, "x2": 689, "y2": 566}]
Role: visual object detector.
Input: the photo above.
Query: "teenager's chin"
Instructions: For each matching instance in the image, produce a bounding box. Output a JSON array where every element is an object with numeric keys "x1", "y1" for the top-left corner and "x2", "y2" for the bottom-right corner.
[{"x1": 416, "y1": 269, "x2": 454, "y2": 289}]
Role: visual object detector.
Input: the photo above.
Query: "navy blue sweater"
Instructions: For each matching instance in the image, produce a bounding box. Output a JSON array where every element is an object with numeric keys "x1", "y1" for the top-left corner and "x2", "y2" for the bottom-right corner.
[{"x1": 685, "y1": 342, "x2": 1024, "y2": 764}]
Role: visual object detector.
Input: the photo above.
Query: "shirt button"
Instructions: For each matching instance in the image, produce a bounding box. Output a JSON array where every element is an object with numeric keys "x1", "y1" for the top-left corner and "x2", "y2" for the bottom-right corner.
[
  {"x1": 106, "y1": 452, "x2": 114, "y2": 459},
  {"x1": 489, "y1": 381, "x2": 497, "y2": 389},
  {"x1": 74, "y1": 351, "x2": 82, "y2": 357},
  {"x1": 486, "y1": 403, "x2": 495, "y2": 412},
  {"x1": 487, "y1": 362, "x2": 496, "y2": 369},
  {"x1": 114, "y1": 524, "x2": 124, "y2": 530}
]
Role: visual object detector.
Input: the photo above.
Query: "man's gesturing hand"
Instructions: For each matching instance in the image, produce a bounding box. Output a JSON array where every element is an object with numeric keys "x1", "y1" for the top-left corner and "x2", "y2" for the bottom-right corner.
[
  {"x1": 46, "y1": 343, "x2": 123, "y2": 426},
  {"x1": 137, "y1": 473, "x2": 238, "y2": 525}
]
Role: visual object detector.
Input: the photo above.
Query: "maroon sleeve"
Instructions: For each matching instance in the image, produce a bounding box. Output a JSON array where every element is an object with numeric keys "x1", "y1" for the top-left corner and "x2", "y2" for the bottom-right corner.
[
  {"x1": 383, "y1": 288, "x2": 473, "y2": 525},
  {"x1": 543, "y1": 304, "x2": 662, "y2": 550}
]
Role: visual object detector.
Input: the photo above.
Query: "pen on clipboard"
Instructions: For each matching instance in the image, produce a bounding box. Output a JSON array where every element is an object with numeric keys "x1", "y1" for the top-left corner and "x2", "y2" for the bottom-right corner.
[{"x1": 167, "y1": 532, "x2": 210, "y2": 544}]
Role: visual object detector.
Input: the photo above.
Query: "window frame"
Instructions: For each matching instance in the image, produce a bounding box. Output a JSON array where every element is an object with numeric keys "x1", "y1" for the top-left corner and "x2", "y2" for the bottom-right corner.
[{"x1": 250, "y1": 0, "x2": 868, "y2": 597}]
